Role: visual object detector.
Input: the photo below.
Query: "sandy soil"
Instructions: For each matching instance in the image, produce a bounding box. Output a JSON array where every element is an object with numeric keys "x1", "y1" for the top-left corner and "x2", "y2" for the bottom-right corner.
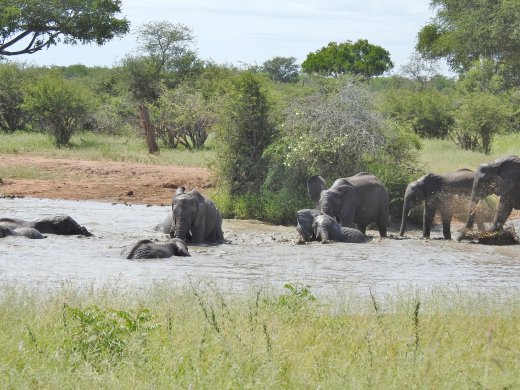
[{"x1": 0, "y1": 155, "x2": 214, "y2": 206}]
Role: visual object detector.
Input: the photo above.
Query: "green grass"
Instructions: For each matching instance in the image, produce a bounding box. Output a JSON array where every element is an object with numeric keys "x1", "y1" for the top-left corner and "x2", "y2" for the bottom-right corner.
[
  {"x1": 0, "y1": 130, "x2": 216, "y2": 167},
  {"x1": 0, "y1": 282, "x2": 519, "y2": 389},
  {"x1": 419, "y1": 132, "x2": 520, "y2": 173}
]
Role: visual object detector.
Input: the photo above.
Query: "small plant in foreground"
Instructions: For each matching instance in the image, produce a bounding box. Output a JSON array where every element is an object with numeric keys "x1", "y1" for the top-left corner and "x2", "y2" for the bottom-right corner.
[{"x1": 62, "y1": 304, "x2": 160, "y2": 369}]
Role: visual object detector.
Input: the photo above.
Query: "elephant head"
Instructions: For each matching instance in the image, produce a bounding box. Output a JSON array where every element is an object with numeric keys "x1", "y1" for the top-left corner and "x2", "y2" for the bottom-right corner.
[
  {"x1": 465, "y1": 155, "x2": 520, "y2": 230},
  {"x1": 296, "y1": 209, "x2": 321, "y2": 241},
  {"x1": 307, "y1": 176, "x2": 326, "y2": 206},
  {"x1": 170, "y1": 187, "x2": 202, "y2": 241},
  {"x1": 318, "y1": 184, "x2": 358, "y2": 227},
  {"x1": 399, "y1": 179, "x2": 426, "y2": 236}
]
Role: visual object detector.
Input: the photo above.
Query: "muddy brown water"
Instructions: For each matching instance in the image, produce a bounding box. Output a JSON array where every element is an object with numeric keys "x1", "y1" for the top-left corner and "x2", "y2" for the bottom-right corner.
[{"x1": 0, "y1": 197, "x2": 519, "y2": 297}]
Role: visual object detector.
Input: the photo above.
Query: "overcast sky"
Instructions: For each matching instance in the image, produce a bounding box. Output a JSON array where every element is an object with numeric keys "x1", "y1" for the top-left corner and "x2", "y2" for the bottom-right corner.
[{"x1": 13, "y1": 0, "x2": 437, "y2": 73}]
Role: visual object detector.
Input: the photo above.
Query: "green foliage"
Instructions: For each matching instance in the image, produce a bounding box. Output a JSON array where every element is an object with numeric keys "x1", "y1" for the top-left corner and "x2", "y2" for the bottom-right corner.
[
  {"x1": 122, "y1": 21, "x2": 202, "y2": 103},
  {"x1": 0, "y1": 62, "x2": 34, "y2": 132},
  {"x1": 216, "y1": 71, "x2": 275, "y2": 196},
  {"x1": 302, "y1": 39, "x2": 393, "y2": 78},
  {"x1": 152, "y1": 84, "x2": 217, "y2": 149},
  {"x1": 261, "y1": 56, "x2": 300, "y2": 83},
  {"x1": 379, "y1": 87, "x2": 455, "y2": 139},
  {"x1": 0, "y1": 0, "x2": 129, "y2": 57},
  {"x1": 23, "y1": 72, "x2": 96, "y2": 146},
  {"x1": 276, "y1": 283, "x2": 317, "y2": 308},
  {"x1": 62, "y1": 304, "x2": 159, "y2": 369},
  {"x1": 451, "y1": 92, "x2": 509, "y2": 154},
  {"x1": 2, "y1": 285, "x2": 520, "y2": 388},
  {"x1": 417, "y1": 0, "x2": 520, "y2": 86}
]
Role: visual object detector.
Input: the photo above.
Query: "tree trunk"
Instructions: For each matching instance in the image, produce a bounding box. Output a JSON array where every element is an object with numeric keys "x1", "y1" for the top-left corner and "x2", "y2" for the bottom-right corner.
[{"x1": 138, "y1": 103, "x2": 159, "y2": 154}]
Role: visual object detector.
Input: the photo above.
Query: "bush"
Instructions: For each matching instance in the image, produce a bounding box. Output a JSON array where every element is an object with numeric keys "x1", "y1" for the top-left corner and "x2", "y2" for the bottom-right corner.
[
  {"x1": 0, "y1": 62, "x2": 35, "y2": 132},
  {"x1": 216, "y1": 72, "x2": 275, "y2": 196},
  {"x1": 23, "y1": 73, "x2": 96, "y2": 146},
  {"x1": 451, "y1": 92, "x2": 509, "y2": 154}
]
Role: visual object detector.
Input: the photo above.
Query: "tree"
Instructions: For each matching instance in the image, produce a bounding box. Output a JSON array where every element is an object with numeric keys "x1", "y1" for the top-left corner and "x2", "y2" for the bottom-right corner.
[
  {"x1": 23, "y1": 72, "x2": 95, "y2": 146},
  {"x1": 0, "y1": 0, "x2": 129, "y2": 57},
  {"x1": 416, "y1": 0, "x2": 520, "y2": 85},
  {"x1": 0, "y1": 62, "x2": 35, "y2": 132},
  {"x1": 217, "y1": 72, "x2": 274, "y2": 196},
  {"x1": 301, "y1": 40, "x2": 393, "y2": 78},
  {"x1": 262, "y1": 56, "x2": 299, "y2": 83},
  {"x1": 451, "y1": 92, "x2": 508, "y2": 154},
  {"x1": 122, "y1": 21, "x2": 202, "y2": 154},
  {"x1": 152, "y1": 85, "x2": 217, "y2": 149}
]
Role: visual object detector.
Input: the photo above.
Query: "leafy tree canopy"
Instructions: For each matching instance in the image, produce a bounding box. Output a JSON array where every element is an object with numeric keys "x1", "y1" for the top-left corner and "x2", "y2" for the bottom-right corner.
[
  {"x1": 416, "y1": 0, "x2": 520, "y2": 85},
  {"x1": 301, "y1": 39, "x2": 393, "y2": 78},
  {"x1": 261, "y1": 56, "x2": 300, "y2": 83},
  {"x1": 0, "y1": 0, "x2": 129, "y2": 57}
]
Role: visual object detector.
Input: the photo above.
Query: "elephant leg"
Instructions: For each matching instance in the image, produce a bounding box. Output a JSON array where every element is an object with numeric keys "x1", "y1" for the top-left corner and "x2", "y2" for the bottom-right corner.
[
  {"x1": 439, "y1": 208, "x2": 452, "y2": 240},
  {"x1": 357, "y1": 224, "x2": 367, "y2": 235},
  {"x1": 423, "y1": 204, "x2": 436, "y2": 238},
  {"x1": 493, "y1": 198, "x2": 513, "y2": 231}
]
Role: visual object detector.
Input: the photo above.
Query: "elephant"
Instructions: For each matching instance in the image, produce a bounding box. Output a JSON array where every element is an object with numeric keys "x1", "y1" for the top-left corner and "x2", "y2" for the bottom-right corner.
[
  {"x1": 0, "y1": 225, "x2": 44, "y2": 239},
  {"x1": 400, "y1": 168, "x2": 486, "y2": 240},
  {"x1": 296, "y1": 209, "x2": 367, "y2": 243},
  {"x1": 462, "y1": 155, "x2": 520, "y2": 235},
  {"x1": 307, "y1": 175, "x2": 326, "y2": 207},
  {"x1": 311, "y1": 173, "x2": 389, "y2": 237},
  {"x1": 296, "y1": 208, "x2": 321, "y2": 241},
  {"x1": 121, "y1": 238, "x2": 190, "y2": 259},
  {"x1": 313, "y1": 214, "x2": 367, "y2": 243},
  {"x1": 0, "y1": 215, "x2": 92, "y2": 236},
  {"x1": 170, "y1": 187, "x2": 224, "y2": 244}
]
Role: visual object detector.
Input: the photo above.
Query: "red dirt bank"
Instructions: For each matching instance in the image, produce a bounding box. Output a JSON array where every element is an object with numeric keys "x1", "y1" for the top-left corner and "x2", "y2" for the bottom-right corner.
[{"x1": 0, "y1": 155, "x2": 214, "y2": 206}]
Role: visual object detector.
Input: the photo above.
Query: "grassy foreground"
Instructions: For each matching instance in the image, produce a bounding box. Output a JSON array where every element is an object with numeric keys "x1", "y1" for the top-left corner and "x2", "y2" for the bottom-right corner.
[{"x1": 1, "y1": 283, "x2": 519, "y2": 389}]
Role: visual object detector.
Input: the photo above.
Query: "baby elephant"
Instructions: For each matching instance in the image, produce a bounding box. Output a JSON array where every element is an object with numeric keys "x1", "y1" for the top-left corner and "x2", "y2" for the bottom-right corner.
[
  {"x1": 313, "y1": 214, "x2": 367, "y2": 243},
  {"x1": 0, "y1": 225, "x2": 44, "y2": 239},
  {"x1": 296, "y1": 209, "x2": 367, "y2": 243},
  {"x1": 122, "y1": 238, "x2": 190, "y2": 259}
]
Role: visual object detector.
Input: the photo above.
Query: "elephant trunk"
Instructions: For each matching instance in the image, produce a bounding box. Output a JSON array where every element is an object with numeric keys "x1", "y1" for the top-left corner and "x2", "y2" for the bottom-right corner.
[
  {"x1": 399, "y1": 198, "x2": 412, "y2": 236},
  {"x1": 170, "y1": 212, "x2": 190, "y2": 240},
  {"x1": 464, "y1": 199, "x2": 480, "y2": 230}
]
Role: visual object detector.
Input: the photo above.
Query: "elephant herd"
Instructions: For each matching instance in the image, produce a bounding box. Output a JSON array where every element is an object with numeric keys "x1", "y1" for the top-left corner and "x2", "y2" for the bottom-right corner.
[
  {"x1": 1, "y1": 155, "x2": 519, "y2": 258},
  {"x1": 300, "y1": 155, "x2": 520, "y2": 243}
]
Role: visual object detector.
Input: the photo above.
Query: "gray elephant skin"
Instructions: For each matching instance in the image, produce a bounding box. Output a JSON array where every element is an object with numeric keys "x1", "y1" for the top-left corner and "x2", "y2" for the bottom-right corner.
[
  {"x1": 296, "y1": 209, "x2": 367, "y2": 243},
  {"x1": 0, "y1": 215, "x2": 92, "y2": 236},
  {"x1": 170, "y1": 187, "x2": 224, "y2": 244},
  {"x1": 400, "y1": 169, "x2": 486, "y2": 240},
  {"x1": 310, "y1": 173, "x2": 389, "y2": 237},
  {"x1": 0, "y1": 225, "x2": 44, "y2": 239},
  {"x1": 463, "y1": 155, "x2": 520, "y2": 233},
  {"x1": 122, "y1": 238, "x2": 190, "y2": 259},
  {"x1": 155, "y1": 212, "x2": 173, "y2": 234}
]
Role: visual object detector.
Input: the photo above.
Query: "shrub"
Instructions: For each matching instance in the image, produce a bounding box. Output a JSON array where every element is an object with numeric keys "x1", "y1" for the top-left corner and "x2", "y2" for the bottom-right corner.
[
  {"x1": 23, "y1": 73, "x2": 96, "y2": 146},
  {"x1": 216, "y1": 72, "x2": 275, "y2": 196},
  {"x1": 451, "y1": 92, "x2": 509, "y2": 154}
]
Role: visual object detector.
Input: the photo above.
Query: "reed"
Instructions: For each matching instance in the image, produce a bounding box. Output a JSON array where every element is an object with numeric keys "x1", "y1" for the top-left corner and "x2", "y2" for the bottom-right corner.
[{"x1": 1, "y1": 282, "x2": 519, "y2": 388}]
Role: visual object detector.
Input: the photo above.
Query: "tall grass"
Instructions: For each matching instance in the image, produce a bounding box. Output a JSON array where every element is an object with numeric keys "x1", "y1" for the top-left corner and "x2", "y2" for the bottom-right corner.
[
  {"x1": 419, "y1": 132, "x2": 520, "y2": 173},
  {"x1": 0, "y1": 130, "x2": 216, "y2": 167},
  {"x1": 1, "y1": 282, "x2": 519, "y2": 388}
]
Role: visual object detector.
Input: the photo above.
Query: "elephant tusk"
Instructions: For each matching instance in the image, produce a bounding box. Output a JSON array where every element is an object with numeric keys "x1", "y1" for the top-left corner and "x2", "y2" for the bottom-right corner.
[{"x1": 468, "y1": 201, "x2": 480, "y2": 216}]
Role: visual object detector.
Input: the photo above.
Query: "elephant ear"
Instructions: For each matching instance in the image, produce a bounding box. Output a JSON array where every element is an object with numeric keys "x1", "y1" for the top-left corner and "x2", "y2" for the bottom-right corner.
[
  {"x1": 496, "y1": 157, "x2": 520, "y2": 196},
  {"x1": 307, "y1": 176, "x2": 327, "y2": 205}
]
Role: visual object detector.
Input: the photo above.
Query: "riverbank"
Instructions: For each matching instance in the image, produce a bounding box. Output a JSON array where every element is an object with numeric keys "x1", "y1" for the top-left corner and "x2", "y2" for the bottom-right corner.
[{"x1": 0, "y1": 154, "x2": 214, "y2": 206}]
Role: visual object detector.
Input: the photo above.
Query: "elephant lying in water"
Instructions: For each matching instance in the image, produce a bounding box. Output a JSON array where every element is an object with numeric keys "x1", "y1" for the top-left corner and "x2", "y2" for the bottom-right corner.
[
  {"x1": 296, "y1": 209, "x2": 367, "y2": 243},
  {"x1": 0, "y1": 225, "x2": 44, "y2": 239},
  {"x1": 121, "y1": 238, "x2": 190, "y2": 259},
  {"x1": 0, "y1": 215, "x2": 92, "y2": 236}
]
